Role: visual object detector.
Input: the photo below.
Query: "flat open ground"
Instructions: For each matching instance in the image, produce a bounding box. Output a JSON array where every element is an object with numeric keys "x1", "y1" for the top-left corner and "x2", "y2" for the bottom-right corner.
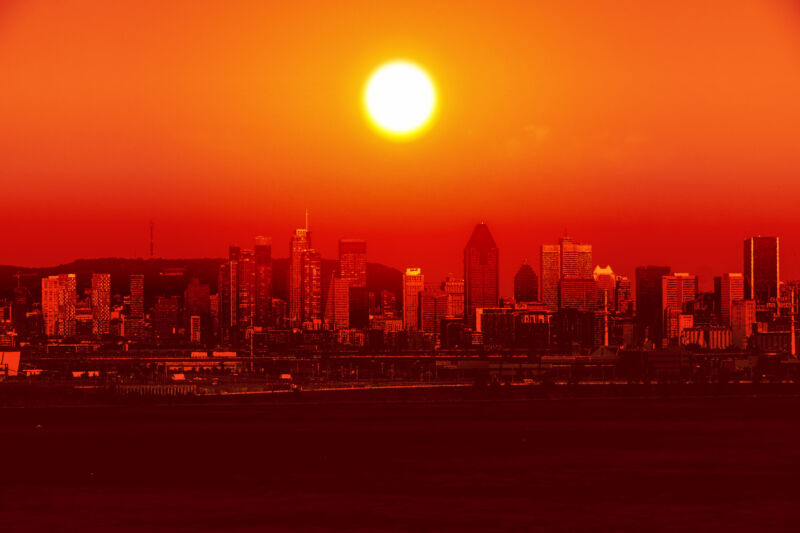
[{"x1": 2, "y1": 395, "x2": 800, "y2": 531}]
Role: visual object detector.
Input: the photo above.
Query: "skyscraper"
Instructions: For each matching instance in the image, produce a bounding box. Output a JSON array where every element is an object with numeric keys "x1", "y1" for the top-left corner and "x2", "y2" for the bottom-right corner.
[
  {"x1": 403, "y1": 268, "x2": 424, "y2": 331},
  {"x1": 129, "y1": 274, "x2": 144, "y2": 320},
  {"x1": 731, "y1": 299, "x2": 756, "y2": 349},
  {"x1": 661, "y1": 273, "x2": 697, "y2": 344},
  {"x1": 540, "y1": 236, "x2": 593, "y2": 311},
  {"x1": 560, "y1": 237, "x2": 593, "y2": 278},
  {"x1": 615, "y1": 276, "x2": 633, "y2": 315},
  {"x1": 91, "y1": 273, "x2": 111, "y2": 337},
  {"x1": 441, "y1": 275, "x2": 465, "y2": 318},
  {"x1": 254, "y1": 236, "x2": 272, "y2": 328},
  {"x1": 514, "y1": 262, "x2": 538, "y2": 303},
  {"x1": 419, "y1": 287, "x2": 449, "y2": 335},
  {"x1": 661, "y1": 273, "x2": 697, "y2": 314},
  {"x1": 463, "y1": 223, "x2": 499, "y2": 324},
  {"x1": 540, "y1": 244, "x2": 561, "y2": 311},
  {"x1": 289, "y1": 226, "x2": 311, "y2": 325},
  {"x1": 744, "y1": 236, "x2": 779, "y2": 306},
  {"x1": 635, "y1": 265, "x2": 670, "y2": 346},
  {"x1": 339, "y1": 239, "x2": 367, "y2": 288},
  {"x1": 720, "y1": 272, "x2": 745, "y2": 326},
  {"x1": 324, "y1": 274, "x2": 350, "y2": 330},
  {"x1": 42, "y1": 274, "x2": 76, "y2": 338},
  {"x1": 559, "y1": 277, "x2": 598, "y2": 311},
  {"x1": 302, "y1": 249, "x2": 322, "y2": 327},
  {"x1": 127, "y1": 273, "x2": 145, "y2": 341}
]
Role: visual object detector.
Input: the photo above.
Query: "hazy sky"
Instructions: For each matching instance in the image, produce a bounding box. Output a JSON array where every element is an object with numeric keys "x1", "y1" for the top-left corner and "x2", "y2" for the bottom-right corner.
[{"x1": 2, "y1": 0, "x2": 800, "y2": 292}]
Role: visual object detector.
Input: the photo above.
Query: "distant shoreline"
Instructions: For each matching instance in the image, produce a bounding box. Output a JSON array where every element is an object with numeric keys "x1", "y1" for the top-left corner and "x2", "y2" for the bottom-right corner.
[{"x1": 3, "y1": 380, "x2": 800, "y2": 408}]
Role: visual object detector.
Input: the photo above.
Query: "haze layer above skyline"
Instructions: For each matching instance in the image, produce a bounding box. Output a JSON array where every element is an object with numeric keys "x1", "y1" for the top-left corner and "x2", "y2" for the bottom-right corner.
[{"x1": 3, "y1": 0, "x2": 800, "y2": 292}]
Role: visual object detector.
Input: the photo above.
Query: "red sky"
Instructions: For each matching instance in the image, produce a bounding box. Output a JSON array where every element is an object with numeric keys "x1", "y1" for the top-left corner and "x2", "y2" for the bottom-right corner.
[{"x1": 2, "y1": 0, "x2": 800, "y2": 293}]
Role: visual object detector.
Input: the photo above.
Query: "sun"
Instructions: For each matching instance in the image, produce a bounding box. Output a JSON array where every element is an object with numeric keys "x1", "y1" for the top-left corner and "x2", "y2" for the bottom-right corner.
[{"x1": 364, "y1": 60, "x2": 437, "y2": 140}]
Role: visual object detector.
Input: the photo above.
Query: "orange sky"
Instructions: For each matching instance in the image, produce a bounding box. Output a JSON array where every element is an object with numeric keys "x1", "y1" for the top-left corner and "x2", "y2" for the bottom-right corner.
[{"x1": 2, "y1": 0, "x2": 800, "y2": 293}]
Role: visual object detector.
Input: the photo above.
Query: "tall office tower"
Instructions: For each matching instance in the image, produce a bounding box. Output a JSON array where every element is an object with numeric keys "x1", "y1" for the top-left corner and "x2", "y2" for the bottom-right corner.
[
  {"x1": 339, "y1": 239, "x2": 367, "y2": 288},
  {"x1": 91, "y1": 273, "x2": 111, "y2": 337},
  {"x1": 593, "y1": 266, "x2": 615, "y2": 312},
  {"x1": 419, "y1": 288, "x2": 449, "y2": 335},
  {"x1": 129, "y1": 274, "x2": 145, "y2": 320},
  {"x1": 731, "y1": 299, "x2": 756, "y2": 349},
  {"x1": 514, "y1": 262, "x2": 538, "y2": 303},
  {"x1": 324, "y1": 274, "x2": 350, "y2": 329},
  {"x1": 661, "y1": 273, "x2": 697, "y2": 313},
  {"x1": 289, "y1": 227, "x2": 311, "y2": 325},
  {"x1": 615, "y1": 276, "x2": 633, "y2": 314},
  {"x1": 743, "y1": 236, "x2": 779, "y2": 305},
  {"x1": 126, "y1": 273, "x2": 146, "y2": 341},
  {"x1": 301, "y1": 249, "x2": 322, "y2": 326},
  {"x1": 463, "y1": 223, "x2": 499, "y2": 324},
  {"x1": 441, "y1": 275, "x2": 465, "y2": 318},
  {"x1": 559, "y1": 277, "x2": 599, "y2": 311},
  {"x1": 41, "y1": 274, "x2": 77, "y2": 338},
  {"x1": 218, "y1": 246, "x2": 243, "y2": 343},
  {"x1": 403, "y1": 268, "x2": 424, "y2": 331},
  {"x1": 635, "y1": 266, "x2": 670, "y2": 346},
  {"x1": 254, "y1": 236, "x2": 273, "y2": 328},
  {"x1": 540, "y1": 236, "x2": 593, "y2": 311},
  {"x1": 540, "y1": 244, "x2": 561, "y2": 311},
  {"x1": 560, "y1": 237, "x2": 593, "y2": 278},
  {"x1": 153, "y1": 296, "x2": 180, "y2": 340},
  {"x1": 720, "y1": 273, "x2": 745, "y2": 326},
  {"x1": 661, "y1": 273, "x2": 697, "y2": 344},
  {"x1": 236, "y1": 248, "x2": 256, "y2": 332}
]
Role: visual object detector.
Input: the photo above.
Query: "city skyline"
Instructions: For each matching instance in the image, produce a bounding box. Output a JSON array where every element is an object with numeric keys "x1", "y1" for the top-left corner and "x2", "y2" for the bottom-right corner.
[{"x1": 3, "y1": 1, "x2": 800, "y2": 294}]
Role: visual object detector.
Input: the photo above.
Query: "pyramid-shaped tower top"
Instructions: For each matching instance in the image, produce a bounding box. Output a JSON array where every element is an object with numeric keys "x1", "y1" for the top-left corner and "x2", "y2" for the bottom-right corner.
[{"x1": 465, "y1": 222, "x2": 497, "y2": 250}]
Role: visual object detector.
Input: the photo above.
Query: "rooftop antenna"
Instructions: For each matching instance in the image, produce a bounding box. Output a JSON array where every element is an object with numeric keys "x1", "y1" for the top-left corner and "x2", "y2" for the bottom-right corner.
[{"x1": 149, "y1": 219, "x2": 154, "y2": 259}]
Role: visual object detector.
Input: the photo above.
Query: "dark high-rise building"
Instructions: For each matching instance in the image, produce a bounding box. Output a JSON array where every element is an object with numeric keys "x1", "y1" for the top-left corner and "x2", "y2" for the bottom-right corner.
[
  {"x1": 559, "y1": 276, "x2": 598, "y2": 311},
  {"x1": 153, "y1": 296, "x2": 180, "y2": 340},
  {"x1": 635, "y1": 266, "x2": 670, "y2": 346},
  {"x1": 744, "y1": 236, "x2": 779, "y2": 306},
  {"x1": 419, "y1": 287, "x2": 449, "y2": 335},
  {"x1": 540, "y1": 236, "x2": 592, "y2": 311},
  {"x1": 302, "y1": 249, "x2": 322, "y2": 327},
  {"x1": 514, "y1": 262, "x2": 538, "y2": 303},
  {"x1": 324, "y1": 274, "x2": 349, "y2": 329},
  {"x1": 126, "y1": 274, "x2": 145, "y2": 341},
  {"x1": 615, "y1": 276, "x2": 633, "y2": 315},
  {"x1": 254, "y1": 236, "x2": 272, "y2": 328},
  {"x1": 339, "y1": 239, "x2": 367, "y2": 288},
  {"x1": 218, "y1": 245, "x2": 256, "y2": 344},
  {"x1": 289, "y1": 226, "x2": 311, "y2": 325},
  {"x1": 91, "y1": 273, "x2": 111, "y2": 337},
  {"x1": 463, "y1": 223, "x2": 499, "y2": 325},
  {"x1": 441, "y1": 275, "x2": 465, "y2": 318},
  {"x1": 42, "y1": 274, "x2": 77, "y2": 338}
]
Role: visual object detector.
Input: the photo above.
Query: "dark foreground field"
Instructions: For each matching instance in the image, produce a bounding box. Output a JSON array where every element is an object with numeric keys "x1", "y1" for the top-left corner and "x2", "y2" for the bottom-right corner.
[{"x1": 2, "y1": 396, "x2": 800, "y2": 531}]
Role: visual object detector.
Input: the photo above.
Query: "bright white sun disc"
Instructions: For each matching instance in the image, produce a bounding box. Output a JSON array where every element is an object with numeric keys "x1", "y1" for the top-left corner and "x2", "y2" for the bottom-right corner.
[{"x1": 364, "y1": 61, "x2": 436, "y2": 137}]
